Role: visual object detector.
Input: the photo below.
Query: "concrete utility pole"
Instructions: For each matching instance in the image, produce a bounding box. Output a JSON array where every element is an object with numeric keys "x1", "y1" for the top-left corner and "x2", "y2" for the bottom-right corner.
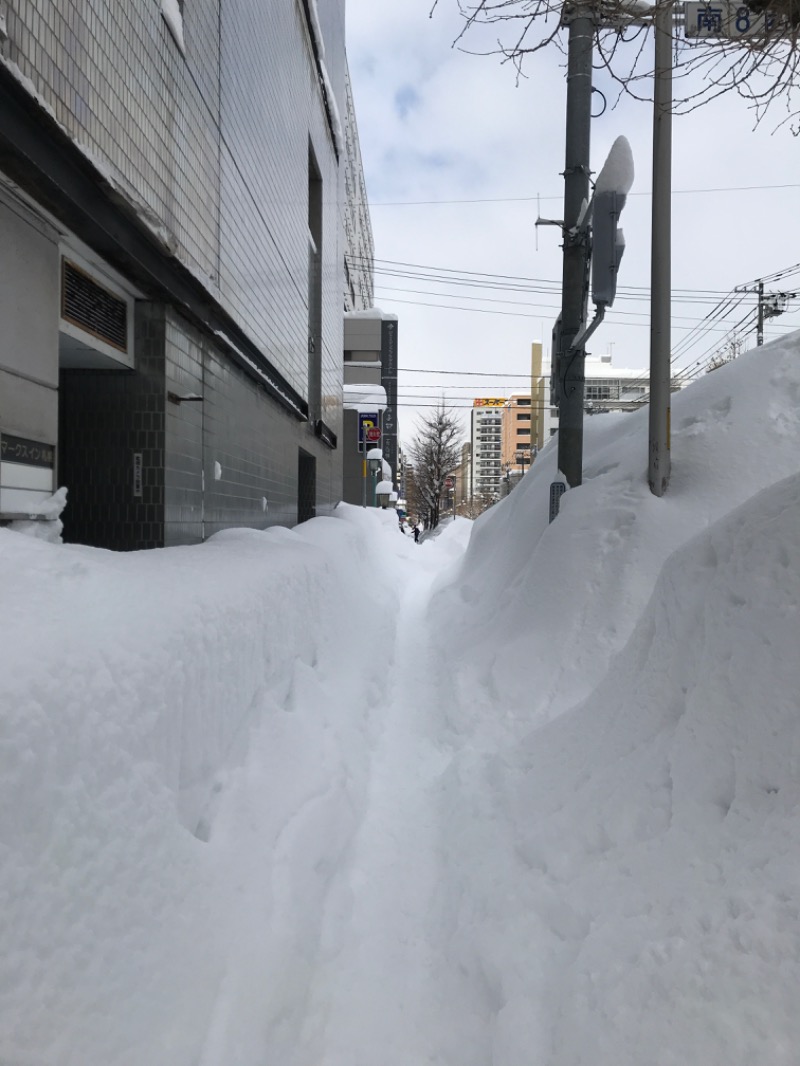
[
  {"x1": 648, "y1": 0, "x2": 673, "y2": 497},
  {"x1": 556, "y1": 4, "x2": 594, "y2": 488},
  {"x1": 735, "y1": 280, "x2": 796, "y2": 347}
]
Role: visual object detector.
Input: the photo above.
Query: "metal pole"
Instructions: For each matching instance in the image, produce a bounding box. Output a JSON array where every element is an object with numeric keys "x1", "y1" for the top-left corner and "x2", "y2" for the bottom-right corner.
[
  {"x1": 757, "y1": 280, "x2": 764, "y2": 345},
  {"x1": 557, "y1": 5, "x2": 594, "y2": 488},
  {"x1": 648, "y1": 0, "x2": 673, "y2": 497}
]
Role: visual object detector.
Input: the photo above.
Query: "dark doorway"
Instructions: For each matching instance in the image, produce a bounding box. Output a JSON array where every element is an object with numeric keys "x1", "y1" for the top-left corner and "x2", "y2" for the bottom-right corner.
[
  {"x1": 58, "y1": 367, "x2": 164, "y2": 550},
  {"x1": 298, "y1": 449, "x2": 316, "y2": 524}
]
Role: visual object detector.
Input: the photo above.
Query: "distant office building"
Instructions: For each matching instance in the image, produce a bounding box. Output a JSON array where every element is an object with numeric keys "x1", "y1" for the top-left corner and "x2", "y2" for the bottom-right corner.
[
  {"x1": 470, "y1": 399, "x2": 506, "y2": 502},
  {"x1": 529, "y1": 341, "x2": 548, "y2": 452},
  {"x1": 502, "y1": 394, "x2": 534, "y2": 478},
  {"x1": 546, "y1": 354, "x2": 677, "y2": 434},
  {"x1": 0, "y1": 1, "x2": 372, "y2": 547}
]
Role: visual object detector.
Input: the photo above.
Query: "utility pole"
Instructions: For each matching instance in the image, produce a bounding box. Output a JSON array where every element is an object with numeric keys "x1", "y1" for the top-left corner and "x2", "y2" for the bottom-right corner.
[
  {"x1": 556, "y1": 4, "x2": 594, "y2": 488},
  {"x1": 735, "y1": 281, "x2": 796, "y2": 347},
  {"x1": 648, "y1": 0, "x2": 673, "y2": 497}
]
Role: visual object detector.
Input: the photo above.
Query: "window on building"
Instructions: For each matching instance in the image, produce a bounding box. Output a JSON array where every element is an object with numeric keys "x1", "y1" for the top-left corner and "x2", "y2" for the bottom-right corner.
[
  {"x1": 517, "y1": 428, "x2": 530, "y2": 437},
  {"x1": 517, "y1": 398, "x2": 531, "y2": 406},
  {"x1": 516, "y1": 413, "x2": 531, "y2": 421},
  {"x1": 585, "y1": 384, "x2": 613, "y2": 401}
]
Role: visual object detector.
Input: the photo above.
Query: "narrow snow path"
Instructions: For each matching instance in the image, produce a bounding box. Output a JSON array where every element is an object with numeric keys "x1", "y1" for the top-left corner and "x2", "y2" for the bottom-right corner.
[
  {"x1": 309, "y1": 566, "x2": 460, "y2": 1065},
  {"x1": 195, "y1": 532, "x2": 491, "y2": 1066}
]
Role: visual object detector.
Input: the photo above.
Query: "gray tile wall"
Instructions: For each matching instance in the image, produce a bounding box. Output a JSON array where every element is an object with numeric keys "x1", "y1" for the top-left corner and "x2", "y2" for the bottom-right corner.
[
  {"x1": 5, "y1": 0, "x2": 346, "y2": 516},
  {"x1": 217, "y1": 1, "x2": 345, "y2": 420},
  {"x1": 164, "y1": 308, "x2": 340, "y2": 545},
  {"x1": 5, "y1": 0, "x2": 222, "y2": 282},
  {"x1": 343, "y1": 66, "x2": 375, "y2": 313}
]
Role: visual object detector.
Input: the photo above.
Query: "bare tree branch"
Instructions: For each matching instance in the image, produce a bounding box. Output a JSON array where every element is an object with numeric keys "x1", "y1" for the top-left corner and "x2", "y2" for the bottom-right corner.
[
  {"x1": 438, "y1": 0, "x2": 800, "y2": 128},
  {"x1": 407, "y1": 403, "x2": 463, "y2": 529}
]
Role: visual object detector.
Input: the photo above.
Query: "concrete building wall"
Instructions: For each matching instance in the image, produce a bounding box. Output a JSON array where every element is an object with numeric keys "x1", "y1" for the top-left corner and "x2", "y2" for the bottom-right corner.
[
  {"x1": 343, "y1": 68, "x2": 375, "y2": 313},
  {"x1": 502, "y1": 394, "x2": 533, "y2": 473},
  {"x1": 0, "y1": 194, "x2": 60, "y2": 512},
  {"x1": 164, "y1": 308, "x2": 339, "y2": 543},
  {"x1": 0, "y1": 0, "x2": 363, "y2": 543},
  {"x1": 4, "y1": 0, "x2": 223, "y2": 282}
]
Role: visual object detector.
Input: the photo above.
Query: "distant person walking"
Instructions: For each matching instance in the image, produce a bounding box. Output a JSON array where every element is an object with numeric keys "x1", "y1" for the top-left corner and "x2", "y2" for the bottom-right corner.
[{"x1": 413, "y1": 524, "x2": 420, "y2": 544}]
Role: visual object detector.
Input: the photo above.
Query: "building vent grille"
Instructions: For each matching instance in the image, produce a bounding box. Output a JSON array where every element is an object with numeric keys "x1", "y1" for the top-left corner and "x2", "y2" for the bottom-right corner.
[{"x1": 61, "y1": 259, "x2": 128, "y2": 353}]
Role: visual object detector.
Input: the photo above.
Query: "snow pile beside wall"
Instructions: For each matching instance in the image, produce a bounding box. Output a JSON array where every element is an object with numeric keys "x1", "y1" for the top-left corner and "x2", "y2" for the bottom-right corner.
[{"x1": 0, "y1": 507, "x2": 401, "y2": 1064}]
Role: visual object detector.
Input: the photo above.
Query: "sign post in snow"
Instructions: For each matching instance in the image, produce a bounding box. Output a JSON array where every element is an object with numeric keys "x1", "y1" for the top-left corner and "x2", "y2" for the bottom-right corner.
[
  {"x1": 649, "y1": 1, "x2": 673, "y2": 498},
  {"x1": 554, "y1": 2, "x2": 595, "y2": 493}
]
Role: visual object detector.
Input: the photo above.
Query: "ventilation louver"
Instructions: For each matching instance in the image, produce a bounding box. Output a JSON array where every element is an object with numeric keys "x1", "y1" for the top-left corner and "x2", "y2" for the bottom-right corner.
[{"x1": 61, "y1": 259, "x2": 128, "y2": 353}]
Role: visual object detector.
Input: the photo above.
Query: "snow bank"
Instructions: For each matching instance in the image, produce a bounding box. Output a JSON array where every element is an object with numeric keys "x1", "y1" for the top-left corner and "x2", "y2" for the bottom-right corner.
[
  {"x1": 3, "y1": 329, "x2": 800, "y2": 1065},
  {"x1": 5, "y1": 486, "x2": 68, "y2": 542},
  {"x1": 430, "y1": 332, "x2": 800, "y2": 743},
  {"x1": 419, "y1": 331, "x2": 800, "y2": 1064},
  {"x1": 0, "y1": 507, "x2": 409, "y2": 1065},
  {"x1": 435, "y1": 470, "x2": 800, "y2": 1064}
]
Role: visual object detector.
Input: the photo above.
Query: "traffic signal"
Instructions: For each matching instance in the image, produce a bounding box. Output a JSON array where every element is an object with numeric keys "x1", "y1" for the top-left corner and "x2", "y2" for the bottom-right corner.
[{"x1": 591, "y1": 136, "x2": 633, "y2": 308}]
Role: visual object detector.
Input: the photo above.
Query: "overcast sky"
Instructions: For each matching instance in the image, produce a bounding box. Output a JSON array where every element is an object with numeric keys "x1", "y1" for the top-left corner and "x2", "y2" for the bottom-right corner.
[{"x1": 344, "y1": 0, "x2": 800, "y2": 441}]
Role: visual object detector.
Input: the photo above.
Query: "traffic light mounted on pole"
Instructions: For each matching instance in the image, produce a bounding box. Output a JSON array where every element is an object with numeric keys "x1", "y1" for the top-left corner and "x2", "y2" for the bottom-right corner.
[{"x1": 552, "y1": 132, "x2": 633, "y2": 508}]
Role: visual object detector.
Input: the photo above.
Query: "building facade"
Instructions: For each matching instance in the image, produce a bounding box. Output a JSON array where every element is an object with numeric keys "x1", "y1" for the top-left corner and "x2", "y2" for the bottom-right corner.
[
  {"x1": 0, "y1": 0, "x2": 372, "y2": 548},
  {"x1": 501, "y1": 394, "x2": 534, "y2": 477},
  {"x1": 545, "y1": 353, "x2": 678, "y2": 436},
  {"x1": 341, "y1": 309, "x2": 398, "y2": 505},
  {"x1": 343, "y1": 68, "x2": 375, "y2": 315},
  {"x1": 469, "y1": 399, "x2": 505, "y2": 502}
]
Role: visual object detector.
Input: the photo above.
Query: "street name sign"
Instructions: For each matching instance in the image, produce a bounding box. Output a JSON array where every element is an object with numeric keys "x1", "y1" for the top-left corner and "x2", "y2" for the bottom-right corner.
[{"x1": 685, "y1": 2, "x2": 788, "y2": 37}]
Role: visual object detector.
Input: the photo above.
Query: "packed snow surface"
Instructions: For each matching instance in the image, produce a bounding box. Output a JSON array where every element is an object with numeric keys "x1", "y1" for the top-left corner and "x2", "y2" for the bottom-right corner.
[{"x1": 2, "y1": 333, "x2": 800, "y2": 1064}]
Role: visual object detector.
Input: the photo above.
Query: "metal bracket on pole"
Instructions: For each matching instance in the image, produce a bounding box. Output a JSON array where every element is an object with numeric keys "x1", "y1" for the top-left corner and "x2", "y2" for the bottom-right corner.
[{"x1": 567, "y1": 303, "x2": 606, "y2": 355}]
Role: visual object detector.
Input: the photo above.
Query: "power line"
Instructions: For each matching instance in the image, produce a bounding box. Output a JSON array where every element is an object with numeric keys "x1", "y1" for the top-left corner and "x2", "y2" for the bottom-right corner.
[
  {"x1": 396, "y1": 398, "x2": 551, "y2": 407},
  {"x1": 375, "y1": 294, "x2": 798, "y2": 336},
  {"x1": 347, "y1": 253, "x2": 732, "y2": 298},
  {"x1": 402, "y1": 367, "x2": 540, "y2": 377},
  {"x1": 368, "y1": 183, "x2": 800, "y2": 206},
  {"x1": 374, "y1": 283, "x2": 771, "y2": 326},
  {"x1": 372, "y1": 272, "x2": 733, "y2": 307}
]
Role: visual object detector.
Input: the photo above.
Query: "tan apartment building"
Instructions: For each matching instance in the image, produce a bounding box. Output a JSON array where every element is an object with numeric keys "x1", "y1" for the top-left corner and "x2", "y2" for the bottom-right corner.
[{"x1": 502, "y1": 394, "x2": 534, "y2": 476}]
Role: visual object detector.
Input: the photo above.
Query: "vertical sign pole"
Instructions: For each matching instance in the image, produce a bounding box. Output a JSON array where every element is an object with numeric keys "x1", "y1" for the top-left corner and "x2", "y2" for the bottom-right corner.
[{"x1": 648, "y1": 0, "x2": 673, "y2": 497}]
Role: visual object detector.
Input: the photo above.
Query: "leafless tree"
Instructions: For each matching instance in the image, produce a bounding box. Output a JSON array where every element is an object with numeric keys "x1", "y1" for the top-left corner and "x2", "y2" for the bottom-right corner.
[
  {"x1": 459, "y1": 492, "x2": 498, "y2": 519},
  {"x1": 407, "y1": 403, "x2": 463, "y2": 529},
  {"x1": 433, "y1": 0, "x2": 800, "y2": 130}
]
